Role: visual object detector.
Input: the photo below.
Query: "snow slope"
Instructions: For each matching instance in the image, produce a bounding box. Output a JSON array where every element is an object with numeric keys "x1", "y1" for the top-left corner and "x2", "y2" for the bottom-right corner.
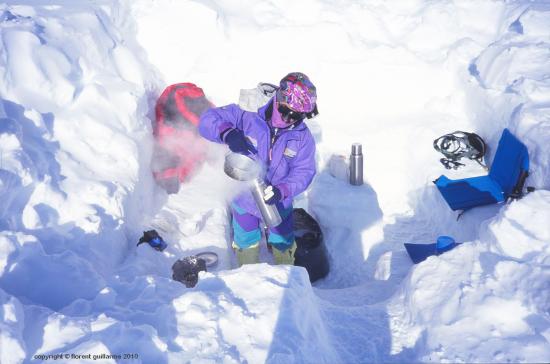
[{"x1": 1, "y1": 1, "x2": 549, "y2": 363}]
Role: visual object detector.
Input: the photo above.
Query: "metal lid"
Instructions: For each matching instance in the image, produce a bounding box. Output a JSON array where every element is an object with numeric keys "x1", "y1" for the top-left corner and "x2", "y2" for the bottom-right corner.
[
  {"x1": 196, "y1": 251, "x2": 219, "y2": 268},
  {"x1": 351, "y1": 143, "x2": 362, "y2": 155}
]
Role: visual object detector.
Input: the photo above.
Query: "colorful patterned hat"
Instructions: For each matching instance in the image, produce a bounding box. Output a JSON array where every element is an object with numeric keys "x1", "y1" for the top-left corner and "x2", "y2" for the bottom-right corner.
[{"x1": 276, "y1": 72, "x2": 317, "y2": 113}]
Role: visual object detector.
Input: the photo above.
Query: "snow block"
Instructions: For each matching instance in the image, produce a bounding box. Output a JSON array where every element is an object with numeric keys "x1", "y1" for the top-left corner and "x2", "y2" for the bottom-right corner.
[
  {"x1": 404, "y1": 236, "x2": 460, "y2": 264},
  {"x1": 434, "y1": 129, "x2": 529, "y2": 211}
]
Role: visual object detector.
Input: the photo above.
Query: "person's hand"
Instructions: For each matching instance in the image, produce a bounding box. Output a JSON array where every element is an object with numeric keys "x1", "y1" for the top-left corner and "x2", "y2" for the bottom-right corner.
[
  {"x1": 263, "y1": 185, "x2": 282, "y2": 205},
  {"x1": 223, "y1": 129, "x2": 257, "y2": 155}
]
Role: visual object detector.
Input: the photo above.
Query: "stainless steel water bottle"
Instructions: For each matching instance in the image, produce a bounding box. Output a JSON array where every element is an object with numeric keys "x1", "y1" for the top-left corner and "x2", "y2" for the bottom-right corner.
[
  {"x1": 223, "y1": 153, "x2": 283, "y2": 227},
  {"x1": 349, "y1": 143, "x2": 363, "y2": 185},
  {"x1": 250, "y1": 178, "x2": 283, "y2": 227}
]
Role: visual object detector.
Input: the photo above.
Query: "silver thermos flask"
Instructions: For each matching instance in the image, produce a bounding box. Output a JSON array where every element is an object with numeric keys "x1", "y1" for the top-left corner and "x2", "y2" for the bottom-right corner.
[
  {"x1": 250, "y1": 178, "x2": 283, "y2": 227},
  {"x1": 350, "y1": 143, "x2": 364, "y2": 186}
]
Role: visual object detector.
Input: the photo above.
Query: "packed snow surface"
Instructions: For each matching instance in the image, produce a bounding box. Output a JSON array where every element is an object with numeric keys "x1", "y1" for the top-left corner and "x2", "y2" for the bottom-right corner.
[{"x1": 1, "y1": 0, "x2": 550, "y2": 363}]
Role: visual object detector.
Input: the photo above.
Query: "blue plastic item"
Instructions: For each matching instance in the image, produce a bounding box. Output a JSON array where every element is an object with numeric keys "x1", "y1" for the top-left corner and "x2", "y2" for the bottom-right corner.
[
  {"x1": 434, "y1": 129, "x2": 529, "y2": 211},
  {"x1": 137, "y1": 230, "x2": 168, "y2": 252},
  {"x1": 404, "y1": 236, "x2": 460, "y2": 264},
  {"x1": 149, "y1": 237, "x2": 168, "y2": 251}
]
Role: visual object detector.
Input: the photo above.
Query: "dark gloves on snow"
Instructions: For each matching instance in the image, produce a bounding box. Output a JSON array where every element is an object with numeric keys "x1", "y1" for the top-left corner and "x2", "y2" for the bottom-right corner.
[
  {"x1": 137, "y1": 230, "x2": 168, "y2": 251},
  {"x1": 222, "y1": 128, "x2": 257, "y2": 155},
  {"x1": 172, "y1": 256, "x2": 207, "y2": 288},
  {"x1": 263, "y1": 185, "x2": 283, "y2": 205}
]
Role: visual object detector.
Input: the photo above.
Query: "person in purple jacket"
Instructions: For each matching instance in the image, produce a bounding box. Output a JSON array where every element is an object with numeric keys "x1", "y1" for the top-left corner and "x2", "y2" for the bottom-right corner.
[{"x1": 199, "y1": 72, "x2": 318, "y2": 266}]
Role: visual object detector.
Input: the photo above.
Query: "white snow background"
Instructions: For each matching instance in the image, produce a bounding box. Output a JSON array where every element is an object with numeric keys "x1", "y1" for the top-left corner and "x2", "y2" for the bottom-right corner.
[{"x1": 1, "y1": 0, "x2": 550, "y2": 363}]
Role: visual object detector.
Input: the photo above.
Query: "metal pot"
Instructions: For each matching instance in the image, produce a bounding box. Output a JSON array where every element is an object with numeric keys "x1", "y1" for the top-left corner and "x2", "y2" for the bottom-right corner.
[
  {"x1": 224, "y1": 153, "x2": 282, "y2": 227},
  {"x1": 224, "y1": 153, "x2": 261, "y2": 181}
]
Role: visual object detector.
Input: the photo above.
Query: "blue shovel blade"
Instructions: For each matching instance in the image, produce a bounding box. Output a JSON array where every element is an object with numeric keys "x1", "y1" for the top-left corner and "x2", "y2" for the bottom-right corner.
[{"x1": 404, "y1": 236, "x2": 459, "y2": 264}]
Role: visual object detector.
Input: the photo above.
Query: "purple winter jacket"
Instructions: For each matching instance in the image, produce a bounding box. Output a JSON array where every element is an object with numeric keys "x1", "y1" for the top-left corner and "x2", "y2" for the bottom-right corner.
[{"x1": 199, "y1": 98, "x2": 316, "y2": 217}]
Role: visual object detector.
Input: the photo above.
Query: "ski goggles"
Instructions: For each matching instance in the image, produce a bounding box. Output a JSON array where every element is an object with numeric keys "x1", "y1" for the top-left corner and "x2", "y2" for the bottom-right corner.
[
  {"x1": 277, "y1": 103, "x2": 319, "y2": 124},
  {"x1": 277, "y1": 103, "x2": 306, "y2": 123}
]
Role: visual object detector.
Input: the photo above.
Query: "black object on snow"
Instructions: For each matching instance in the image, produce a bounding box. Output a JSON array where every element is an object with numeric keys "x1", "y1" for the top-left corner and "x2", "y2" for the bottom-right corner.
[
  {"x1": 293, "y1": 208, "x2": 330, "y2": 283},
  {"x1": 434, "y1": 128, "x2": 531, "y2": 214},
  {"x1": 433, "y1": 131, "x2": 487, "y2": 170},
  {"x1": 137, "y1": 230, "x2": 168, "y2": 251},
  {"x1": 172, "y1": 256, "x2": 207, "y2": 288}
]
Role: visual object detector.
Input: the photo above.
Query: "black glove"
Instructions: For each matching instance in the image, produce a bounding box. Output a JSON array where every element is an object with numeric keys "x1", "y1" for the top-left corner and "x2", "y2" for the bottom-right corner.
[
  {"x1": 172, "y1": 256, "x2": 207, "y2": 288},
  {"x1": 263, "y1": 185, "x2": 283, "y2": 205},
  {"x1": 222, "y1": 129, "x2": 257, "y2": 155},
  {"x1": 137, "y1": 230, "x2": 168, "y2": 251}
]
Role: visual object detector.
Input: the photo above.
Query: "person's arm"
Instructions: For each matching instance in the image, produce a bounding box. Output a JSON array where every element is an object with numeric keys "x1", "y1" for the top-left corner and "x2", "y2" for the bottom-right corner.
[{"x1": 199, "y1": 104, "x2": 244, "y2": 143}]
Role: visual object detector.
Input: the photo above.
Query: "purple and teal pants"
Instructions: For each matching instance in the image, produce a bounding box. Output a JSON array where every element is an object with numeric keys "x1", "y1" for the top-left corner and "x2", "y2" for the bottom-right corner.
[{"x1": 231, "y1": 202, "x2": 294, "y2": 251}]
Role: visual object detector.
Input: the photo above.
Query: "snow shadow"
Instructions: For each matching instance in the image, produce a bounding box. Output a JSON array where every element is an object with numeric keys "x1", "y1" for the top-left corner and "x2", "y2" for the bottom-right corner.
[
  {"x1": 400, "y1": 185, "x2": 503, "y2": 244},
  {"x1": 0, "y1": 100, "x2": 133, "y2": 311},
  {"x1": 18, "y1": 245, "x2": 196, "y2": 361},
  {"x1": 294, "y1": 175, "x2": 505, "y2": 361},
  {"x1": 0, "y1": 99, "x2": 105, "y2": 311},
  {"x1": 0, "y1": 240, "x2": 105, "y2": 311},
  {"x1": 20, "y1": 283, "x2": 178, "y2": 363},
  {"x1": 367, "y1": 184, "x2": 504, "y2": 301},
  {"x1": 0, "y1": 204, "x2": 132, "y2": 312},
  {"x1": 265, "y1": 267, "x2": 342, "y2": 363},
  {"x1": 87, "y1": 279, "x2": 188, "y2": 362},
  {"x1": 261, "y1": 170, "x2": 397, "y2": 362},
  {"x1": 0, "y1": 99, "x2": 60, "y2": 186},
  {"x1": 92, "y1": 274, "x2": 250, "y2": 363},
  {"x1": 0, "y1": 168, "x2": 33, "y2": 231},
  {"x1": 265, "y1": 266, "x2": 414, "y2": 363},
  {"x1": 21, "y1": 305, "x2": 49, "y2": 361},
  {"x1": 0, "y1": 99, "x2": 62, "y2": 231},
  {"x1": 308, "y1": 170, "x2": 384, "y2": 289}
]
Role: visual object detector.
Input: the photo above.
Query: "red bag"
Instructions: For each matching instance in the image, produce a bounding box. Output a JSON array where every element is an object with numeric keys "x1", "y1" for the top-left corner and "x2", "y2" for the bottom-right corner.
[{"x1": 152, "y1": 83, "x2": 213, "y2": 193}]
